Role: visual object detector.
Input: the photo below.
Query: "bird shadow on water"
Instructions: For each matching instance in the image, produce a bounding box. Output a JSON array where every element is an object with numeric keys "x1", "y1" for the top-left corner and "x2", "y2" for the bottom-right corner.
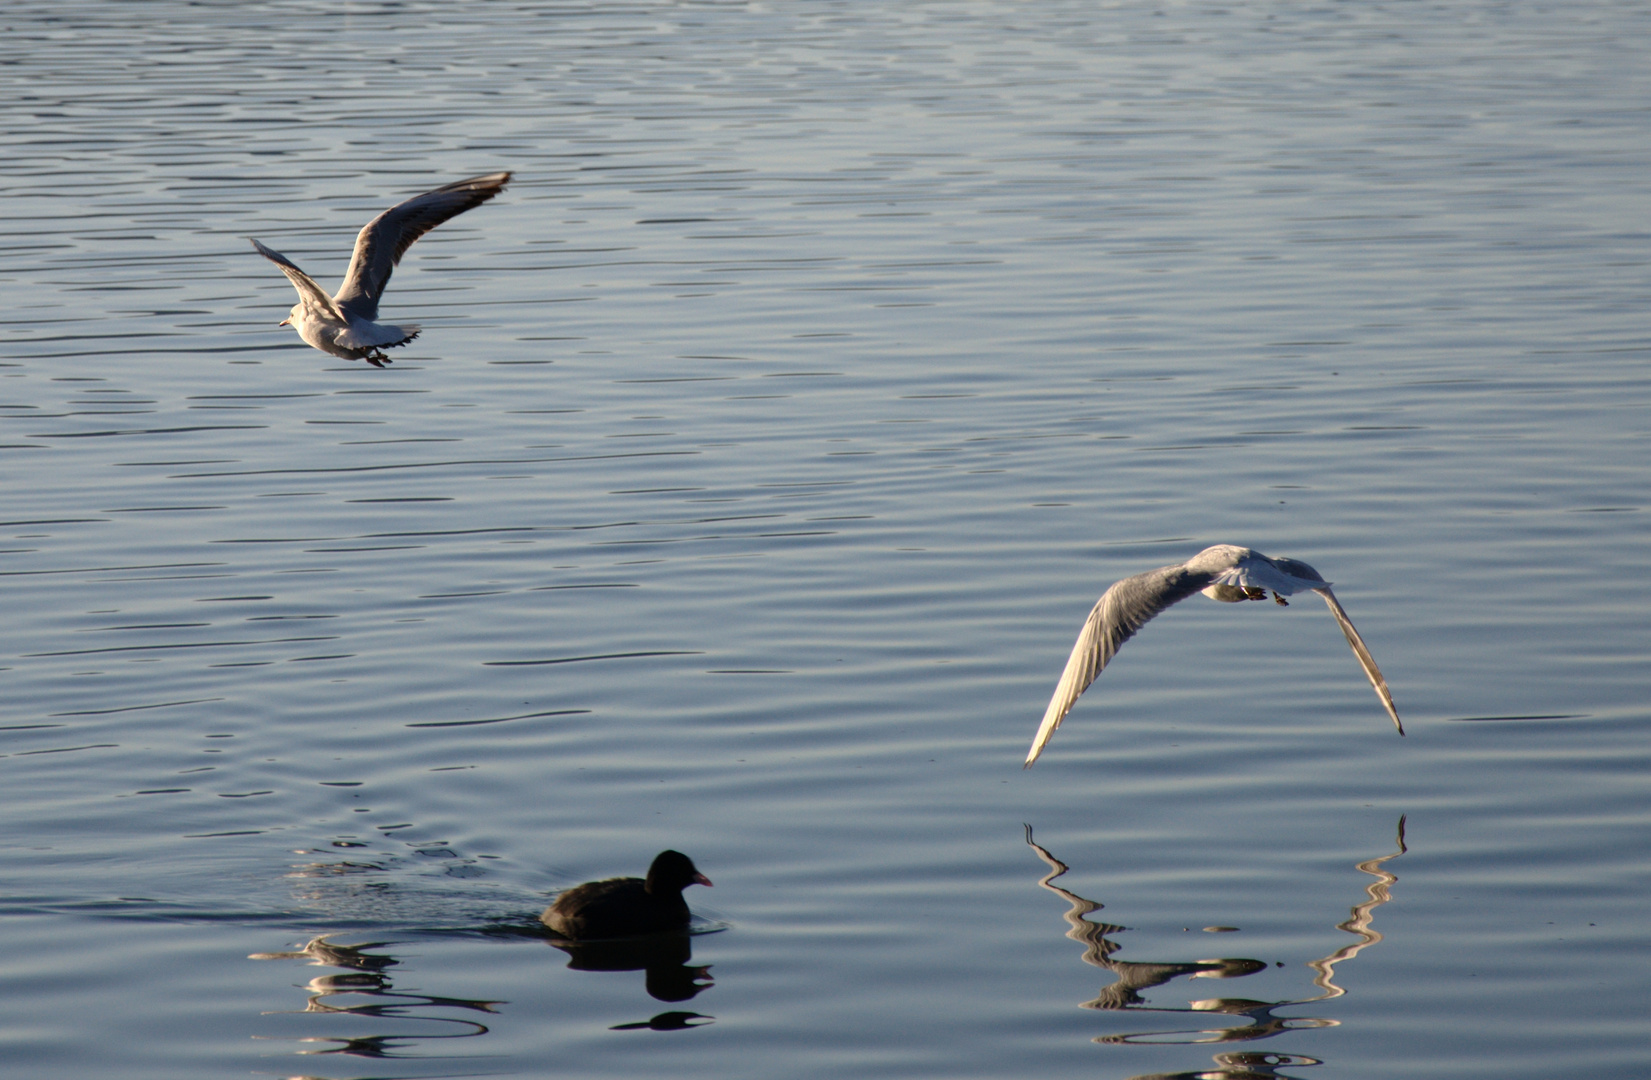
[{"x1": 1024, "y1": 818, "x2": 1408, "y2": 1080}]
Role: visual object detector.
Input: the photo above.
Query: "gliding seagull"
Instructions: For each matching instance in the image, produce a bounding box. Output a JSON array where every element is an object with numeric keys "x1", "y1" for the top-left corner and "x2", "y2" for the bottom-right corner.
[
  {"x1": 251, "y1": 172, "x2": 511, "y2": 367},
  {"x1": 1026, "y1": 544, "x2": 1403, "y2": 766}
]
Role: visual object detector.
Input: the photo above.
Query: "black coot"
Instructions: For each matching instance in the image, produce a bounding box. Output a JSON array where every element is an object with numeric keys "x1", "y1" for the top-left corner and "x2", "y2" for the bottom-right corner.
[{"x1": 542, "y1": 850, "x2": 712, "y2": 940}]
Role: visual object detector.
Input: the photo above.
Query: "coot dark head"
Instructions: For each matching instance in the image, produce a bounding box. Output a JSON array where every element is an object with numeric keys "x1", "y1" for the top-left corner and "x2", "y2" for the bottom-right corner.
[{"x1": 542, "y1": 850, "x2": 712, "y2": 941}]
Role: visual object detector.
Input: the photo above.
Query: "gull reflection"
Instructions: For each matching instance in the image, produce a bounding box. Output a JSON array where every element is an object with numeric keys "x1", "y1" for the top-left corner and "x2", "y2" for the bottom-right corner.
[
  {"x1": 249, "y1": 933, "x2": 398, "y2": 972},
  {"x1": 250, "y1": 934, "x2": 500, "y2": 1062},
  {"x1": 1026, "y1": 818, "x2": 1407, "y2": 1077},
  {"x1": 1304, "y1": 818, "x2": 1407, "y2": 1005},
  {"x1": 1025, "y1": 828, "x2": 1266, "y2": 1016}
]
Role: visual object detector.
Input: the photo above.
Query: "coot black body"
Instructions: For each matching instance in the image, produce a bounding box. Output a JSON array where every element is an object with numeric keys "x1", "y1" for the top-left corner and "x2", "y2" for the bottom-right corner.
[{"x1": 542, "y1": 850, "x2": 712, "y2": 940}]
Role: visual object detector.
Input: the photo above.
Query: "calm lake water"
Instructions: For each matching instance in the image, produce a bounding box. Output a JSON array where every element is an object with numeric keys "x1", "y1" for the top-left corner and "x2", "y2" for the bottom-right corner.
[{"x1": 2, "y1": 2, "x2": 1648, "y2": 1077}]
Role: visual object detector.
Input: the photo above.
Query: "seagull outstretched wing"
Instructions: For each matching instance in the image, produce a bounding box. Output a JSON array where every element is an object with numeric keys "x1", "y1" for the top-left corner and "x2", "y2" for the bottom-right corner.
[
  {"x1": 1026, "y1": 564, "x2": 1214, "y2": 766},
  {"x1": 333, "y1": 172, "x2": 511, "y2": 321}
]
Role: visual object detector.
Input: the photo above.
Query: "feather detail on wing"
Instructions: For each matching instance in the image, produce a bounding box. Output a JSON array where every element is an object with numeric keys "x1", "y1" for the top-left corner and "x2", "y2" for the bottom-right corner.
[
  {"x1": 336, "y1": 322, "x2": 421, "y2": 350},
  {"x1": 1312, "y1": 587, "x2": 1404, "y2": 735},
  {"x1": 251, "y1": 239, "x2": 347, "y2": 321},
  {"x1": 1025, "y1": 565, "x2": 1212, "y2": 766},
  {"x1": 1210, "y1": 551, "x2": 1328, "y2": 597},
  {"x1": 334, "y1": 172, "x2": 511, "y2": 321}
]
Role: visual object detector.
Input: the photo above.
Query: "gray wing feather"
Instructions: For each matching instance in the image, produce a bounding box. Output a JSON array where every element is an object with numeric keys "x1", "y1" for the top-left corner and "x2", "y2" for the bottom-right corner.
[
  {"x1": 1025, "y1": 565, "x2": 1213, "y2": 765},
  {"x1": 334, "y1": 172, "x2": 511, "y2": 321},
  {"x1": 250, "y1": 239, "x2": 346, "y2": 321},
  {"x1": 1269, "y1": 555, "x2": 1328, "y2": 586},
  {"x1": 1312, "y1": 587, "x2": 1404, "y2": 735}
]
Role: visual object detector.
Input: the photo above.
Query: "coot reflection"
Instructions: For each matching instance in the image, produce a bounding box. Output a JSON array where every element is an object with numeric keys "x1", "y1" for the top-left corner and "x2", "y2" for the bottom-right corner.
[
  {"x1": 610, "y1": 1010, "x2": 714, "y2": 1031},
  {"x1": 1124, "y1": 1050, "x2": 1325, "y2": 1080},
  {"x1": 551, "y1": 932, "x2": 714, "y2": 1004}
]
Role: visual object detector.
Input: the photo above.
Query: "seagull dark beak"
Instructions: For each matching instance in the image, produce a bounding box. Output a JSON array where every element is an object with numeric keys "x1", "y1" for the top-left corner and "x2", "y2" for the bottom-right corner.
[{"x1": 692, "y1": 872, "x2": 713, "y2": 887}]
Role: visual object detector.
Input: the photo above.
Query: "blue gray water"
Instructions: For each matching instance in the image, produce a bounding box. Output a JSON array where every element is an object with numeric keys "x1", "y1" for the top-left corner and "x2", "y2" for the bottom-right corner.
[{"x1": 2, "y1": 2, "x2": 1648, "y2": 1076}]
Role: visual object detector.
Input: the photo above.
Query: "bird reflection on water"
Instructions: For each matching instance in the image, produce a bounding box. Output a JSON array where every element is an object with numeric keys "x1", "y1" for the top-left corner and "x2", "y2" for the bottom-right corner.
[
  {"x1": 547, "y1": 930, "x2": 717, "y2": 1031},
  {"x1": 1025, "y1": 819, "x2": 1407, "y2": 1078},
  {"x1": 248, "y1": 923, "x2": 718, "y2": 1064},
  {"x1": 249, "y1": 934, "x2": 501, "y2": 1060},
  {"x1": 610, "y1": 1009, "x2": 715, "y2": 1031}
]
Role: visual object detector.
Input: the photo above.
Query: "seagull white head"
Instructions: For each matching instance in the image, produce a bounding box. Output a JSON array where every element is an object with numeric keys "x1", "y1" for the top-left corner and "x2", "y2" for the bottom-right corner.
[{"x1": 1025, "y1": 544, "x2": 1403, "y2": 766}]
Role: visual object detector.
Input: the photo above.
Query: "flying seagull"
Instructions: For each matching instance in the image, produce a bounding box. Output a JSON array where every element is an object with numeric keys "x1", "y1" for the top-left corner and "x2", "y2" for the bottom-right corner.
[
  {"x1": 250, "y1": 171, "x2": 511, "y2": 367},
  {"x1": 1026, "y1": 544, "x2": 1402, "y2": 766}
]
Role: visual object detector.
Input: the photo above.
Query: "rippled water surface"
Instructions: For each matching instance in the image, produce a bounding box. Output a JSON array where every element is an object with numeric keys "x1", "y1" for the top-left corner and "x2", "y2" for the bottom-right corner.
[{"x1": 3, "y1": 2, "x2": 1649, "y2": 1077}]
